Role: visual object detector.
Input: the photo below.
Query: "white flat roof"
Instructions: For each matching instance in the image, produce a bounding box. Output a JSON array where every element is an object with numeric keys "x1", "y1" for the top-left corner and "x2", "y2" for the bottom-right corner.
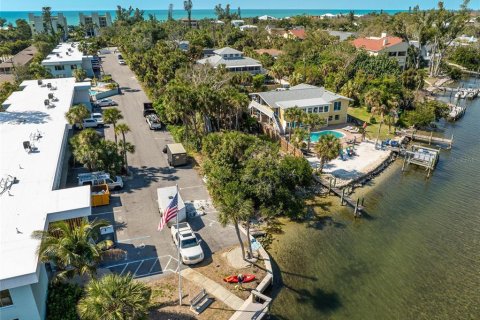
[
  {"x1": 42, "y1": 42, "x2": 92, "y2": 65},
  {"x1": 0, "y1": 78, "x2": 91, "y2": 289}
]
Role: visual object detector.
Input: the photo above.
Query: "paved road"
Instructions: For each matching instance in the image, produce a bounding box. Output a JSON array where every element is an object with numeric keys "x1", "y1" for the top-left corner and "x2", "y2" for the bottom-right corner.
[{"x1": 92, "y1": 48, "x2": 238, "y2": 279}]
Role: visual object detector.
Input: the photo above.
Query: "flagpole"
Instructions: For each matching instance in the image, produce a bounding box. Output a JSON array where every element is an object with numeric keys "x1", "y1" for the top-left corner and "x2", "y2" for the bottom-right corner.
[{"x1": 176, "y1": 184, "x2": 182, "y2": 306}]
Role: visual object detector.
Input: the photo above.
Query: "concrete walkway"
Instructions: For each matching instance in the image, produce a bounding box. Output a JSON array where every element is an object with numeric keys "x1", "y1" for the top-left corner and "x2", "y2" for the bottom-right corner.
[{"x1": 182, "y1": 268, "x2": 244, "y2": 310}]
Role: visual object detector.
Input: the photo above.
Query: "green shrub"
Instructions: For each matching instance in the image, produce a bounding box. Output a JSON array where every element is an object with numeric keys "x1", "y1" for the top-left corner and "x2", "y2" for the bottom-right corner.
[
  {"x1": 369, "y1": 116, "x2": 377, "y2": 124},
  {"x1": 46, "y1": 282, "x2": 82, "y2": 320}
]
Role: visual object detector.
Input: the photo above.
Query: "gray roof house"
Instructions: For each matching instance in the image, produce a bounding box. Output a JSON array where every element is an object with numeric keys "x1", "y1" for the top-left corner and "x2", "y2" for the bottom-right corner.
[
  {"x1": 197, "y1": 47, "x2": 263, "y2": 74},
  {"x1": 249, "y1": 84, "x2": 352, "y2": 134}
]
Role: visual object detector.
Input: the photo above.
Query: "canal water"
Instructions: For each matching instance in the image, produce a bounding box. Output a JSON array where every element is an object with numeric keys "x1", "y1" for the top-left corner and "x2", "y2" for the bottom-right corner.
[{"x1": 269, "y1": 77, "x2": 480, "y2": 319}]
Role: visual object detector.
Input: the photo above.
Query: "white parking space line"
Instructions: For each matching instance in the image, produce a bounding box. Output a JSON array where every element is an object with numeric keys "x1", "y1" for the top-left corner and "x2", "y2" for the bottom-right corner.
[
  {"x1": 133, "y1": 260, "x2": 144, "y2": 276},
  {"x1": 163, "y1": 257, "x2": 172, "y2": 271},
  {"x1": 148, "y1": 258, "x2": 159, "y2": 273},
  {"x1": 119, "y1": 263, "x2": 129, "y2": 276},
  {"x1": 117, "y1": 235, "x2": 151, "y2": 243}
]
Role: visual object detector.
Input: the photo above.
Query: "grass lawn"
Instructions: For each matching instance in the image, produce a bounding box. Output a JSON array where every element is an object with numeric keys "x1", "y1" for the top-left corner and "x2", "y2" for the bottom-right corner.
[{"x1": 348, "y1": 106, "x2": 396, "y2": 141}]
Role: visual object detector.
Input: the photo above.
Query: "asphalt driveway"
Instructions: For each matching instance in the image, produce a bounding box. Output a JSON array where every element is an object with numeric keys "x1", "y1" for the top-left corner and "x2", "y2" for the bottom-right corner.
[{"x1": 91, "y1": 48, "x2": 238, "y2": 279}]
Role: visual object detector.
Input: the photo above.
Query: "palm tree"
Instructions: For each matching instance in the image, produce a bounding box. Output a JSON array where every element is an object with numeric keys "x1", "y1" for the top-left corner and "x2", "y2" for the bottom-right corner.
[
  {"x1": 73, "y1": 68, "x2": 87, "y2": 82},
  {"x1": 31, "y1": 219, "x2": 109, "y2": 281},
  {"x1": 283, "y1": 107, "x2": 305, "y2": 141},
  {"x1": 314, "y1": 134, "x2": 341, "y2": 173},
  {"x1": 70, "y1": 129, "x2": 102, "y2": 171},
  {"x1": 77, "y1": 274, "x2": 152, "y2": 320},
  {"x1": 302, "y1": 113, "x2": 325, "y2": 152},
  {"x1": 115, "y1": 123, "x2": 134, "y2": 175},
  {"x1": 103, "y1": 108, "x2": 123, "y2": 144},
  {"x1": 291, "y1": 128, "x2": 308, "y2": 149},
  {"x1": 363, "y1": 88, "x2": 386, "y2": 146},
  {"x1": 41, "y1": 7, "x2": 54, "y2": 36},
  {"x1": 65, "y1": 104, "x2": 90, "y2": 129},
  {"x1": 184, "y1": 0, "x2": 193, "y2": 28},
  {"x1": 218, "y1": 187, "x2": 252, "y2": 260}
]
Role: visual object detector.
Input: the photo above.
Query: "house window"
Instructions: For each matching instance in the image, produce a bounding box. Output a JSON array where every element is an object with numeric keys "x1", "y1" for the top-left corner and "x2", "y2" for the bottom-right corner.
[
  {"x1": 398, "y1": 51, "x2": 406, "y2": 56},
  {"x1": 328, "y1": 116, "x2": 333, "y2": 121},
  {"x1": 307, "y1": 108, "x2": 312, "y2": 113},
  {"x1": 334, "y1": 101, "x2": 341, "y2": 111},
  {"x1": 0, "y1": 289, "x2": 13, "y2": 307},
  {"x1": 388, "y1": 52, "x2": 397, "y2": 57},
  {"x1": 313, "y1": 107, "x2": 318, "y2": 113},
  {"x1": 71, "y1": 64, "x2": 77, "y2": 70},
  {"x1": 54, "y1": 65, "x2": 65, "y2": 71},
  {"x1": 335, "y1": 115, "x2": 340, "y2": 120},
  {"x1": 324, "y1": 105, "x2": 329, "y2": 112}
]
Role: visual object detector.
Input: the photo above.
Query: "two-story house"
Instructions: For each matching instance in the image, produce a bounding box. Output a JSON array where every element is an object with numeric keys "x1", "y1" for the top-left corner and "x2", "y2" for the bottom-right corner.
[
  {"x1": 197, "y1": 47, "x2": 263, "y2": 74},
  {"x1": 352, "y1": 33, "x2": 409, "y2": 68},
  {"x1": 249, "y1": 84, "x2": 352, "y2": 134}
]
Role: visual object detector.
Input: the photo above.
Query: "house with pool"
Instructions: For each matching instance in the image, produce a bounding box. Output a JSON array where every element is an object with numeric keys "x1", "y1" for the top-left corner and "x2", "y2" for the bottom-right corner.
[{"x1": 249, "y1": 84, "x2": 352, "y2": 135}]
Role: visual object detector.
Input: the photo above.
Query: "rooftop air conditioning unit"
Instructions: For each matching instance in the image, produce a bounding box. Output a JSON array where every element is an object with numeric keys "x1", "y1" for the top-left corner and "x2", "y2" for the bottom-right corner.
[
  {"x1": 44, "y1": 99, "x2": 50, "y2": 106},
  {"x1": 37, "y1": 79, "x2": 43, "y2": 86},
  {"x1": 48, "y1": 93, "x2": 54, "y2": 99},
  {"x1": 47, "y1": 83, "x2": 52, "y2": 88}
]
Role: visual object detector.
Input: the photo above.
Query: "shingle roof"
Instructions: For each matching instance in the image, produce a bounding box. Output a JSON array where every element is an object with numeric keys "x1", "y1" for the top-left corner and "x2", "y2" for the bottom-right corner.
[
  {"x1": 289, "y1": 29, "x2": 306, "y2": 40},
  {"x1": 197, "y1": 55, "x2": 262, "y2": 68},
  {"x1": 214, "y1": 47, "x2": 243, "y2": 55},
  {"x1": 352, "y1": 36, "x2": 404, "y2": 52},
  {"x1": 0, "y1": 46, "x2": 38, "y2": 69},
  {"x1": 256, "y1": 84, "x2": 351, "y2": 109}
]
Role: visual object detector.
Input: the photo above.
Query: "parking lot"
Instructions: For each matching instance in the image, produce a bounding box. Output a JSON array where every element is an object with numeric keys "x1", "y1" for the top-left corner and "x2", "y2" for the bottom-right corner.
[{"x1": 85, "y1": 48, "x2": 238, "y2": 279}]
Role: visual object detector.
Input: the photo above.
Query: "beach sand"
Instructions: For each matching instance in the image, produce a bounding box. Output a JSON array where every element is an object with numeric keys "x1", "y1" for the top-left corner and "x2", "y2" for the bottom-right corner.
[{"x1": 307, "y1": 140, "x2": 392, "y2": 186}]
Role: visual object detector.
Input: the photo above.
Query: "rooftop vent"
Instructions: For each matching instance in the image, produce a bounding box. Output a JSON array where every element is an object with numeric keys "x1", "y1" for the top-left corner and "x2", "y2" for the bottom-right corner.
[
  {"x1": 37, "y1": 79, "x2": 43, "y2": 86},
  {"x1": 44, "y1": 99, "x2": 50, "y2": 106},
  {"x1": 56, "y1": 53, "x2": 60, "y2": 57},
  {"x1": 47, "y1": 83, "x2": 51, "y2": 88}
]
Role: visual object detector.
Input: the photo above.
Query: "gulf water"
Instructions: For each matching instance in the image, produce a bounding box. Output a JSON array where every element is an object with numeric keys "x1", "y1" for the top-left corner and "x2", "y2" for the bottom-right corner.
[
  {"x1": 0, "y1": 9, "x2": 405, "y2": 26},
  {"x1": 269, "y1": 77, "x2": 480, "y2": 319}
]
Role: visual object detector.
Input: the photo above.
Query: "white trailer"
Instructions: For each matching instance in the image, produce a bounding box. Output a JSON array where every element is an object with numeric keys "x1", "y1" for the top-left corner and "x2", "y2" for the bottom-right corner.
[{"x1": 157, "y1": 186, "x2": 186, "y2": 227}]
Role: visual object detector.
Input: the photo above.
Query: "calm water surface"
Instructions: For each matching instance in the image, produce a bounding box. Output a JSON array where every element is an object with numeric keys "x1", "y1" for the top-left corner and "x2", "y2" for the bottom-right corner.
[{"x1": 270, "y1": 77, "x2": 480, "y2": 319}]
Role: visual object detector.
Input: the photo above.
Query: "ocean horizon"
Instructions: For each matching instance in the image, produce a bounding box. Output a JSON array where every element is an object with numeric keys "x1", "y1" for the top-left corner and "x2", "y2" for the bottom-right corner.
[{"x1": 0, "y1": 9, "x2": 407, "y2": 26}]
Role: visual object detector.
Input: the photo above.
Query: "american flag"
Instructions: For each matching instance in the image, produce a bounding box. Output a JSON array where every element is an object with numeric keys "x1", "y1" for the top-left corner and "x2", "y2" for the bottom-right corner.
[{"x1": 158, "y1": 192, "x2": 178, "y2": 231}]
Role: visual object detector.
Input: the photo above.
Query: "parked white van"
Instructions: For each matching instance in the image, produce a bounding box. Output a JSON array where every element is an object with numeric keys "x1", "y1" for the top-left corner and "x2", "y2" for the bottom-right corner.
[{"x1": 77, "y1": 172, "x2": 124, "y2": 190}]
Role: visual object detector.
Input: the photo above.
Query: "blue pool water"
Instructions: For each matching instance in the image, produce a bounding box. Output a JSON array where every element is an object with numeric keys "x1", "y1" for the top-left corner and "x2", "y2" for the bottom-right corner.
[
  {"x1": 310, "y1": 130, "x2": 345, "y2": 142},
  {"x1": 89, "y1": 90, "x2": 98, "y2": 96}
]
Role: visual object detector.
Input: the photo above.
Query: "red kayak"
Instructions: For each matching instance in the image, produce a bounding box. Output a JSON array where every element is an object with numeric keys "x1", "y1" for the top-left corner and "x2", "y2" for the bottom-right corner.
[{"x1": 223, "y1": 274, "x2": 256, "y2": 283}]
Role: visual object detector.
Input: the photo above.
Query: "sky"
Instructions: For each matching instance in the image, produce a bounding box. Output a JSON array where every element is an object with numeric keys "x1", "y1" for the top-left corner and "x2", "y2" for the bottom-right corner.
[{"x1": 1, "y1": 0, "x2": 477, "y2": 11}]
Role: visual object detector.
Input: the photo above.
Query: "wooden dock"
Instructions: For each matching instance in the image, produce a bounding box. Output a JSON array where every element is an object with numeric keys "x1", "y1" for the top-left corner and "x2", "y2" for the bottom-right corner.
[
  {"x1": 397, "y1": 130, "x2": 453, "y2": 149},
  {"x1": 314, "y1": 176, "x2": 364, "y2": 217}
]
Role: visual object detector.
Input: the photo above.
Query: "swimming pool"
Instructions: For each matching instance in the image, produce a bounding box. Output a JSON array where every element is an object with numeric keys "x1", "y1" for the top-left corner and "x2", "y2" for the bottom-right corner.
[
  {"x1": 89, "y1": 90, "x2": 98, "y2": 96},
  {"x1": 309, "y1": 130, "x2": 345, "y2": 143}
]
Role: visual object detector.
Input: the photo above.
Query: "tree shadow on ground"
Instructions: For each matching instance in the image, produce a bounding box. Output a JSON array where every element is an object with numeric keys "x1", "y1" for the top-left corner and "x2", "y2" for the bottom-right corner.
[
  {"x1": 306, "y1": 216, "x2": 346, "y2": 230},
  {"x1": 148, "y1": 310, "x2": 196, "y2": 320}
]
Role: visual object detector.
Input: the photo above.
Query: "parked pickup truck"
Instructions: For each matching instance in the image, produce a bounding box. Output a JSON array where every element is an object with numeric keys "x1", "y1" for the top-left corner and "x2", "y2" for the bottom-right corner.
[
  {"x1": 78, "y1": 172, "x2": 124, "y2": 190},
  {"x1": 143, "y1": 102, "x2": 155, "y2": 117},
  {"x1": 171, "y1": 222, "x2": 204, "y2": 265}
]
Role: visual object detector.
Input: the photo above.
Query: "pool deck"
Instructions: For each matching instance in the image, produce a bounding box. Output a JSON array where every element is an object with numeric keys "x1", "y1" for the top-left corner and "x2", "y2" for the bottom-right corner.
[{"x1": 307, "y1": 125, "x2": 392, "y2": 187}]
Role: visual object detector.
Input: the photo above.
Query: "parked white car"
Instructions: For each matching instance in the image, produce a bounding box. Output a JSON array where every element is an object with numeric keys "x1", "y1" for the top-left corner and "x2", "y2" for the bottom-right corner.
[
  {"x1": 95, "y1": 98, "x2": 117, "y2": 107},
  {"x1": 171, "y1": 222, "x2": 204, "y2": 265},
  {"x1": 118, "y1": 59, "x2": 126, "y2": 65},
  {"x1": 77, "y1": 117, "x2": 102, "y2": 129},
  {"x1": 91, "y1": 113, "x2": 104, "y2": 125}
]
